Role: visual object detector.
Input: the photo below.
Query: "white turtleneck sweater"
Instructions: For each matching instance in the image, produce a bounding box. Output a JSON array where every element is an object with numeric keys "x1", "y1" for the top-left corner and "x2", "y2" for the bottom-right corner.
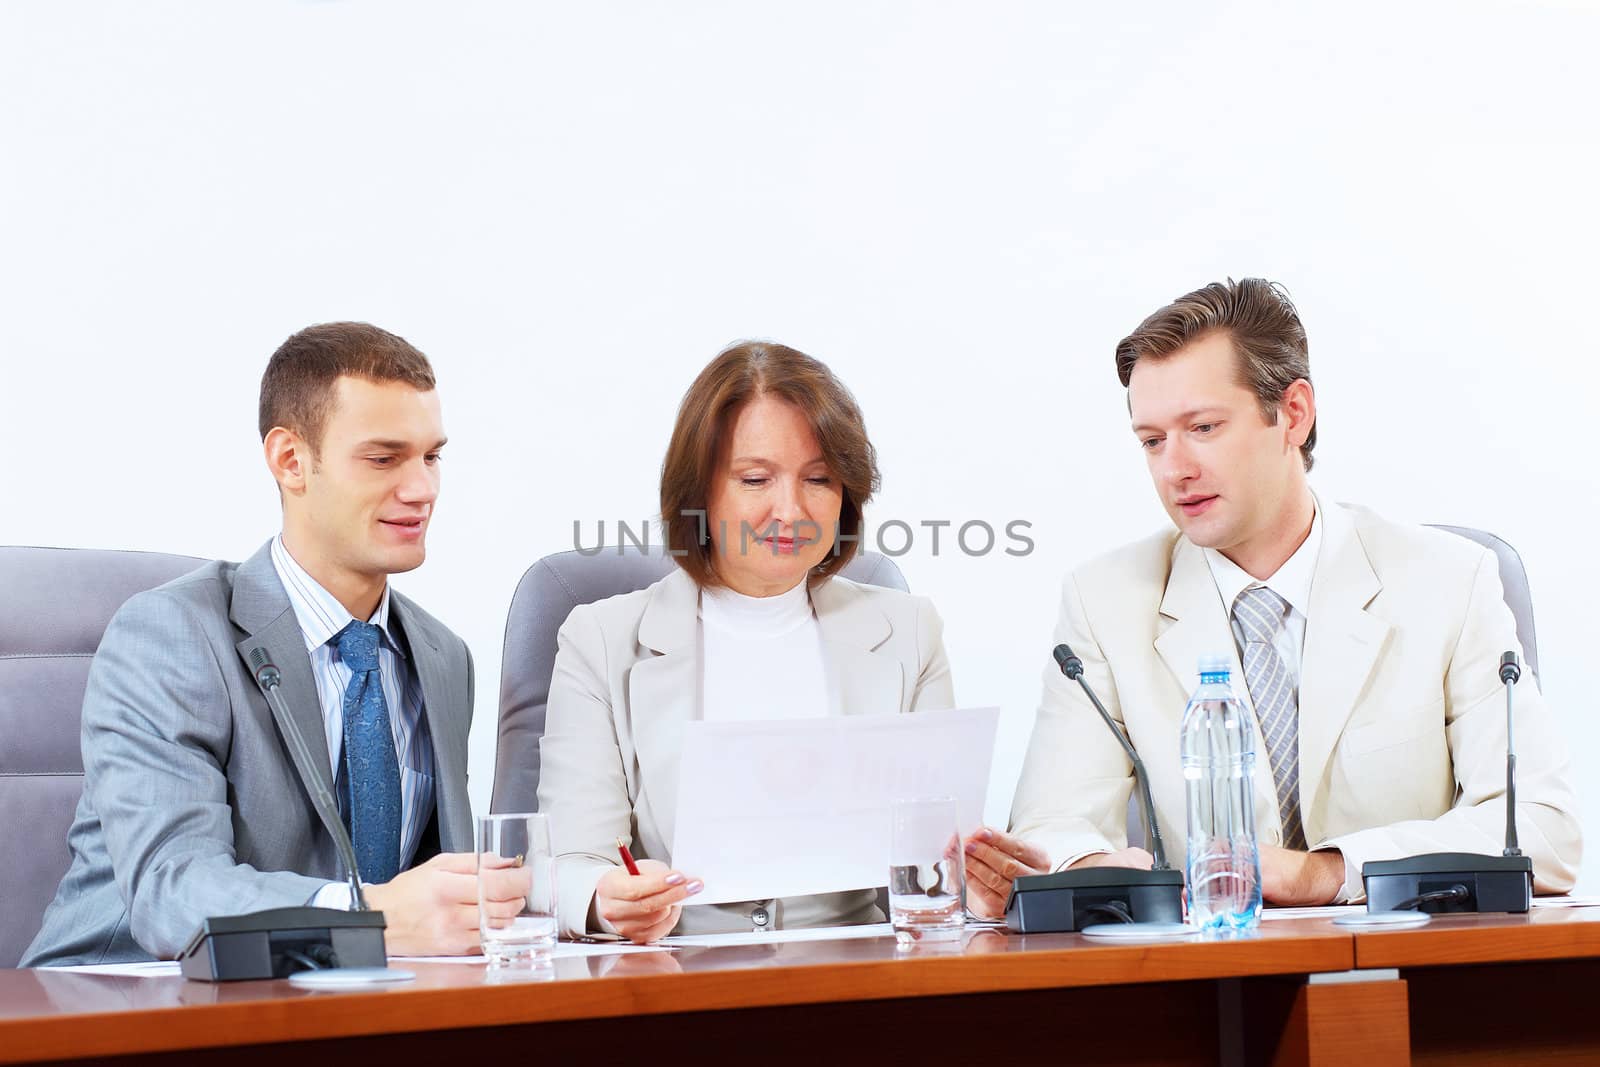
[{"x1": 699, "y1": 579, "x2": 832, "y2": 721}]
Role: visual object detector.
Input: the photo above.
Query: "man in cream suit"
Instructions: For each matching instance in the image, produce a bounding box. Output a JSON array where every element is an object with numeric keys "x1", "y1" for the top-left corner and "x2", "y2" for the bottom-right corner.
[
  {"x1": 25, "y1": 322, "x2": 519, "y2": 965},
  {"x1": 965, "y1": 278, "x2": 1580, "y2": 913}
]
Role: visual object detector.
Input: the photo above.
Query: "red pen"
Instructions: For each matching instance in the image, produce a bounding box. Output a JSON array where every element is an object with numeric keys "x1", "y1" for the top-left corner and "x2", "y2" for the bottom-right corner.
[{"x1": 616, "y1": 837, "x2": 641, "y2": 876}]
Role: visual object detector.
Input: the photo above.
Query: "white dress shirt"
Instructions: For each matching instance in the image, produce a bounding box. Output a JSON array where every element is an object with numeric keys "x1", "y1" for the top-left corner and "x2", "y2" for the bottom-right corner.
[
  {"x1": 1202, "y1": 498, "x2": 1357, "y2": 895},
  {"x1": 270, "y1": 536, "x2": 436, "y2": 907},
  {"x1": 699, "y1": 578, "x2": 832, "y2": 722},
  {"x1": 1057, "y1": 499, "x2": 1327, "y2": 875},
  {"x1": 1202, "y1": 497, "x2": 1324, "y2": 693}
]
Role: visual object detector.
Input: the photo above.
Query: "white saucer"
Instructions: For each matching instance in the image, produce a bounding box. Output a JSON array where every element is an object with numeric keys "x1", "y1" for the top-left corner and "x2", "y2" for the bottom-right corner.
[
  {"x1": 1080, "y1": 922, "x2": 1199, "y2": 941},
  {"x1": 1331, "y1": 911, "x2": 1432, "y2": 929},
  {"x1": 287, "y1": 967, "x2": 417, "y2": 989}
]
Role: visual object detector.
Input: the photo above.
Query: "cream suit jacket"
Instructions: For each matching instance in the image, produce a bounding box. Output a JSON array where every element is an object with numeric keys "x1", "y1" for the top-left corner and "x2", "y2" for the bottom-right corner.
[
  {"x1": 538, "y1": 566, "x2": 955, "y2": 938},
  {"x1": 1009, "y1": 501, "x2": 1581, "y2": 899}
]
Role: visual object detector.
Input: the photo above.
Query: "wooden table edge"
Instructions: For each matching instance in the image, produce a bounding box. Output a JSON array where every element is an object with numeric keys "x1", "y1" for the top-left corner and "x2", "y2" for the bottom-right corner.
[
  {"x1": 0, "y1": 934, "x2": 1355, "y2": 1063},
  {"x1": 1353, "y1": 917, "x2": 1600, "y2": 969}
]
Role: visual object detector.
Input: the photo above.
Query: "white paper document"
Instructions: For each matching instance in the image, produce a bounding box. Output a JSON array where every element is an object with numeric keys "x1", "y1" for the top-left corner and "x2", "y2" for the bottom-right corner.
[
  {"x1": 662, "y1": 922, "x2": 898, "y2": 948},
  {"x1": 394, "y1": 941, "x2": 667, "y2": 963},
  {"x1": 52, "y1": 942, "x2": 663, "y2": 977},
  {"x1": 56, "y1": 960, "x2": 183, "y2": 977},
  {"x1": 670, "y1": 706, "x2": 999, "y2": 905},
  {"x1": 1532, "y1": 895, "x2": 1600, "y2": 909},
  {"x1": 1260, "y1": 896, "x2": 1600, "y2": 921},
  {"x1": 1261, "y1": 904, "x2": 1364, "y2": 921}
]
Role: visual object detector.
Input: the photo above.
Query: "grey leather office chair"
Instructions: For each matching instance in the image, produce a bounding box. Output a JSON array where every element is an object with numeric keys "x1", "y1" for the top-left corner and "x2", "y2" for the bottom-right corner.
[
  {"x1": 1427, "y1": 525, "x2": 1539, "y2": 683},
  {"x1": 1125, "y1": 523, "x2": 1541, "y2": 850},
  {"x1": 492, "y1": 545, "x2": 910, "y2": 813},
  {"x1": 0, "y1": 546, "x2": 205, "y2": 967}
]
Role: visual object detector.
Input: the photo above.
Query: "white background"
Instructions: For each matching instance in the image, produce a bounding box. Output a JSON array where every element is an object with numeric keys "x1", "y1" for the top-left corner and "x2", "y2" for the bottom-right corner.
[{"x1": 4, "y1": 2, "x2": 1597, "y2": 884}]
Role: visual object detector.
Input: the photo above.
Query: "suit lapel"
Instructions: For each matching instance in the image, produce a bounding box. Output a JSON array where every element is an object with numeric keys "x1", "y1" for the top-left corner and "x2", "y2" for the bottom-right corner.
[
  {"x1": 230, "y1": 542, "x2": 339, "y2": 814},
  {"x1": 1298, "y1": 503, "x2": 1391, "y2": 845},
  {"x1": 1153, "y1": 537, "x2": 1280, "y2": 839},
  {"x1": 390, "y1": 593, "x2": 471, "y2": 853},
  {"x1": 628, "y1": 570, "x2": 907, "y2": 850},
  {"x1": 1154, "y1": 538, "x2": 1247, "y2": 699},
  {"x1": 811, "y1": 577, "x2": 903, "y2": 716},
  {"x1": 629, "y1": 569, "x2": 701, "y2": 850}
]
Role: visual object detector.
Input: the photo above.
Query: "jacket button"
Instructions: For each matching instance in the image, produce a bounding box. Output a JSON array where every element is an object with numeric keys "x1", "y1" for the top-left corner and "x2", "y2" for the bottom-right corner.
[{"x1": 751, "y1": 906, "x2": 770, "y2": 928}]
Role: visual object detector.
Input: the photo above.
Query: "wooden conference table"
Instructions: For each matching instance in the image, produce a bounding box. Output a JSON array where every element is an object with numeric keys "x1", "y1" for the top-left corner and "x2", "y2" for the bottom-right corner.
[{"x1": 3, "y1": 908, "x2": 1598, "y2": 1066}]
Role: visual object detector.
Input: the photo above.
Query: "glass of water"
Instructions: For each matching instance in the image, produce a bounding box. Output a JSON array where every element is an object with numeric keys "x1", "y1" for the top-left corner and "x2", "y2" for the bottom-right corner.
[
  {"x1": 477, "y1": 813, "x2": 557, "y2": 967},
  {"x1": 888, "y1": 796, "x2": 965, "y2": 944}
]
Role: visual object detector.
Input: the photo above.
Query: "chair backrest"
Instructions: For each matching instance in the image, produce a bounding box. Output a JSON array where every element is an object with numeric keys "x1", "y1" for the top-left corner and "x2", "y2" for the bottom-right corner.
[
  {"x1": 1125, "y1": 522, "x2": 1542, "y2": 851},
  {"x1": 1427, "y1": 525, "x2": 1539, "y2": 684},
  {"x1": 492, "y1": 546, "x2": 910, "y2": 813},
  {"x1": 0, "y1": 545, "x2": 205, "y2": 967}
]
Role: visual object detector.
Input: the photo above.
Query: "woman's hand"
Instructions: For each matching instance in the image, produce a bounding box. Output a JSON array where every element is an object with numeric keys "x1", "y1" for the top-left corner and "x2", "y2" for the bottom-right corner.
[
  {"x1": 961, "y1": 827, "x2": 1051, "y2": 919},
  {"x1": 593, "y1": 859, "x2": 702, "y2": 943}
]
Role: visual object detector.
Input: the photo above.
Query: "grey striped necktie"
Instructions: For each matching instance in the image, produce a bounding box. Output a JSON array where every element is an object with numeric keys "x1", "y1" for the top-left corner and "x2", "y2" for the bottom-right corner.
[{"x1": 1232, "y1": 586, "x2": 1307, "y2": 851}]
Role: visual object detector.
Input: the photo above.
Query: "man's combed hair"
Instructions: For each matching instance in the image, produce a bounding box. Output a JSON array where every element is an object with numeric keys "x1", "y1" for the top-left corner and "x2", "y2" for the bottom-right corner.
[
  {"x1": 1115, "y1": 278, "x2": 1316, "y2": 471},
  {"x1": 258, "y1": 322, "x2": 436, "y2": 453},
  {"x1": 660, "y1": 341, "x2": 881, "y2": 587}
]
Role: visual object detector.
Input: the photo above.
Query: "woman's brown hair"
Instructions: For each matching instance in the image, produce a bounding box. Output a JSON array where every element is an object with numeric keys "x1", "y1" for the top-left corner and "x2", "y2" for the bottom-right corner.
[{"x1": 660, "y1": 341, "x2": 880, "y2": 587}]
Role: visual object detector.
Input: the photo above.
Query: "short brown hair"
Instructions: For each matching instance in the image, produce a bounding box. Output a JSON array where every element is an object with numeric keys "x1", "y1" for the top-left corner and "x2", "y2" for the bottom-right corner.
[
  {"x1": 1115, "y1": 278, "x2": 1316, "y2": 471},
  {"x1": 259, "y1": 322, "x2": 436, "y2": 453},
  {"x1": 661, "y1": 341, "x2": 880, "y2": 586}
]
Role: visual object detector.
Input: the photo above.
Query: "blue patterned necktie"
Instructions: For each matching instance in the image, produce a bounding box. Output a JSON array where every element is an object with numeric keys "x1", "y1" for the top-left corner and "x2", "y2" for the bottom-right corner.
[
  {"x1": 1232, "y1": 586, "x2": 1308, "y2": 851},
  {"x1": 335, "y1": 620, "x2": 402, "y2": 885}
]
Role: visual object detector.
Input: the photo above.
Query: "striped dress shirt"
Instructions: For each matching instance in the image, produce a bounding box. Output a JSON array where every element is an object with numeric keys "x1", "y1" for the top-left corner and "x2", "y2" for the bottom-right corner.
[{"x1": 270, "y1": 536, "x2": 436, "y2": 902}]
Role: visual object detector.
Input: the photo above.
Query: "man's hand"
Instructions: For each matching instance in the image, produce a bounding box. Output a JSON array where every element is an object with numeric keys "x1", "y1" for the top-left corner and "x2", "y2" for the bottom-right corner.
[
  {"x1": 364, "y1": 851, "x2": 527, "y2": 957},
  {"x1": 962, "y1": 828, "x2": 1051, "y2": 918},
  {"x1": 594, "y1": 859, "x2": 702, "y2": 944},
  {"x1": 1260, "y1": 846, "x2": 1345, "y2": 905}
]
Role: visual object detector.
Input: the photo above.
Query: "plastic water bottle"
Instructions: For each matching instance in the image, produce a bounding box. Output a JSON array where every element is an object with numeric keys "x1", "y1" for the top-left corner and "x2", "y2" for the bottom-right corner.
[{"x1": 1181, "y1": 654, "x2": 1263, "y2": 931}]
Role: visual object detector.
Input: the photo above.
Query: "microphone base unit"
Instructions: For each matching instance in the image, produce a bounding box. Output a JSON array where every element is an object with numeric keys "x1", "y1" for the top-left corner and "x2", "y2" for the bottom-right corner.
[
  {"x1": 180, "y1": 906, "x2": 389, "y2": 981},
  {"x1": 1004, "y1": 867, "x2": 1185, "y2": 933},
  {"x1": 1362, "y1": 852, "x2": 1532, "y2": 915}
]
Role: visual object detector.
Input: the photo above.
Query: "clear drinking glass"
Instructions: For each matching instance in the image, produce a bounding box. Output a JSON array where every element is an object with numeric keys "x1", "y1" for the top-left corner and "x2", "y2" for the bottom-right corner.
[
  {"x1": 477, "y1": 812, "x2": 557, "y2": 967},
  {"x1": 888, "y1": 796, "x2": 965, "y2": 944}
]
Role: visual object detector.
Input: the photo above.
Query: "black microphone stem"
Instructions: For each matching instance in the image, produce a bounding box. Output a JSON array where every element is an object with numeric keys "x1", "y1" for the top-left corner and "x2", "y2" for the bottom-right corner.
[
  {"x1": 252, "y1": 655, "x2": 370, "y2": 911},
  {"x1": 1054, "y1": 644, "x2": 1170, "y2": 871},
  {"x1": 1502, "y1": 651, "x2": 1522, "y2": 858}
]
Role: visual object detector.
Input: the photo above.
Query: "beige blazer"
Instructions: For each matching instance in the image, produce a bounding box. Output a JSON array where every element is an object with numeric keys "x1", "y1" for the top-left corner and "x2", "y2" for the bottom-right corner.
[
  {"x1": 1010, "y1": 501, "x2": 1581, "y2": 898},
  {"x1": 538, "y1": 567, "x2": 955, "y2": 938}
]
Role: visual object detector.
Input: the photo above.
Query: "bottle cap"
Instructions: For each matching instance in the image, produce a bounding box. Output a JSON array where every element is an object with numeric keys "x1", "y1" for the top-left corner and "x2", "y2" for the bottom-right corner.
[{"x1": 1197, "y1": 653, "x2": 1231, "y2": 678}]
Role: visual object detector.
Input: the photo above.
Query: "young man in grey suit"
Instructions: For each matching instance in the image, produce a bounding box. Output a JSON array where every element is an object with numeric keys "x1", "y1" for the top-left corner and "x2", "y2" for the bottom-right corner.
[{"x1": 24, "y1": 322, "x2": 521, "y2": 965}]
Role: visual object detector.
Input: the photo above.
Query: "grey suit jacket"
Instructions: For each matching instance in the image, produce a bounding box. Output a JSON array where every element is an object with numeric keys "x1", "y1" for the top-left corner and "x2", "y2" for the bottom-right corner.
[{"x1": 23, "y1": 541, "x2": 475, "y2": 966}]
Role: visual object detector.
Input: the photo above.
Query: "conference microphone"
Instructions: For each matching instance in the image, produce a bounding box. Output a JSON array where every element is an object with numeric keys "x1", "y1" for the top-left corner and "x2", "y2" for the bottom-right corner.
[
  {"x1": 1500, "y1": 651, "x2": 1521, "y2": 858},
  {"x1": 251, "y1": 650, "x2": 371, "y2": 910},
  {"x1": 177, "y1": 648, "x2": 390, "y2": 981},
  {"x1": 1360, "y1": 650, "x2": 1533, "y2": 915},
  {"x1": 1003, "y1": 643, "x2": 1185, "y2": 933},
  {"x1": 1053, "y1": 644, "x2": 1171, "y2": 871}
]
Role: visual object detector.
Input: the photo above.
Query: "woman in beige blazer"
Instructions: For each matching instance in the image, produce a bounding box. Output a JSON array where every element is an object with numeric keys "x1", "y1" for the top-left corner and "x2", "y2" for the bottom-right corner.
[{"x1": 538, "y1": 341, "x2": 954, "y2": 943}]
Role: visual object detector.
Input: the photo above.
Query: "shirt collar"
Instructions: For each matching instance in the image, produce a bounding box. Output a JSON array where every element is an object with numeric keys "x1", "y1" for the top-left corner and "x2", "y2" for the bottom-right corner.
[
  {"x1": 1203, "y1": 492, "x2": 1323, "y2": 620},
  {"x1": 269, "y1": 534, "x2": 403, "y2": 657},
  {"x1": 699, "y1": 576, "x2": 814, "y2": 639}
]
